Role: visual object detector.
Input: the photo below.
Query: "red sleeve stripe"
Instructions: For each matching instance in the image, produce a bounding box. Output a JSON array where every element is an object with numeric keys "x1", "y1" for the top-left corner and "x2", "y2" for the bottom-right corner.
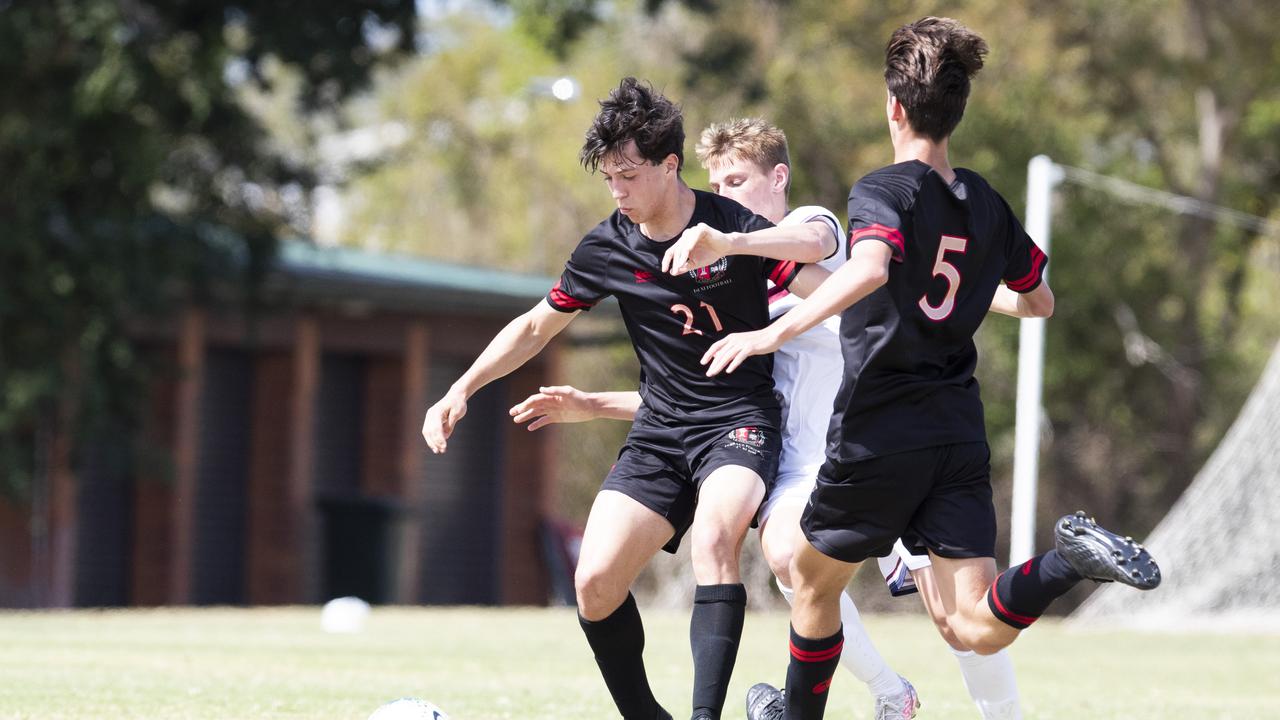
[
  {"x1": 849, "y1": 224, "x2": 906, "y2": 261},
  {"x1": 1006, "y1": 245, "x2": 1047, "y2": 292},
  {"x1": 548, "y1": 280, "x2": 593, "y2": 310},
  {"x1": 769, "y1": 260, "x2": 799, "y2": 287}
]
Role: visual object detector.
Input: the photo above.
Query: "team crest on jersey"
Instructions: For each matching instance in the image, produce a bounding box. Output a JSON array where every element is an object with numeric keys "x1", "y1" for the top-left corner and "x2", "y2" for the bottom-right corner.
[
  {"x1": 688, "y1": 257, "x2": 730, "y2": 284},
  {"x1": 726, "y1": 426, "x2": 767, "y2": 451}
]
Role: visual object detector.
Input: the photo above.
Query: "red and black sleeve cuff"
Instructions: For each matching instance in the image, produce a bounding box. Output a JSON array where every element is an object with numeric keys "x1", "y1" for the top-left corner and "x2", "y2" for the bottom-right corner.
[
  {"x1": 547, "y1": 279, "x2": 594, "y2": 312},
  {"x1": 849, "y1": 223, "x2": 906, "y2": 263},
  {"x1": 767, "y1": 259, "x2": 803, "y2": 290},
  {"x1": 1005, "y1": 244, "x2": 1048, "y2": 293}
]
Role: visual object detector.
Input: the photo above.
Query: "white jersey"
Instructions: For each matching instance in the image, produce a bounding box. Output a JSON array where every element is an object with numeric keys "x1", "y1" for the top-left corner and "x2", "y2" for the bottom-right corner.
[
  {"x1": 768, "y1": 206, "x2": 846, "y2": 328},
  {"x1": 760, "y1": 205, "x2": 934, "y2": 590},
  {"x1": 760, "y1": 206, "x2": 846, "y2": 521}
]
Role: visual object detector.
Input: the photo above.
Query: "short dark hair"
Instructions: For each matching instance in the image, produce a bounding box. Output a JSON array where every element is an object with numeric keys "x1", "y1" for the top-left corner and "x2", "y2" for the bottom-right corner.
[
  {"x1": 884, "y1": 17, "x2": 988, "y2": 142},
  {"x1": 580, "y1": 77, "x2": 685, "y2": 173}
]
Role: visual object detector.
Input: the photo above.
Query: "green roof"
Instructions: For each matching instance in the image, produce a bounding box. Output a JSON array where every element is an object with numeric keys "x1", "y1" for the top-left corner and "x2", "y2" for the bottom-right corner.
[{"x1": 273, "y1": 241, "x2": 558, "y2": 315}]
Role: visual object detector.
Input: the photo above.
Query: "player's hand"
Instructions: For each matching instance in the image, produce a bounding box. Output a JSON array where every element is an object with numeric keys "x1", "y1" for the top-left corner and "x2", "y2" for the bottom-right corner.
[
  {"x1": 701, "y1": 328, "x2": 782, "y2": 376},
  {"x1": 662, "y1": 222, "x2": 732, "y2": 275},
  {"x1": 422, "y1": 390, "x2": 468, "y2": 454},
  {"x1": 509, "y1": 385, "x2": 599, "y2": 431}
]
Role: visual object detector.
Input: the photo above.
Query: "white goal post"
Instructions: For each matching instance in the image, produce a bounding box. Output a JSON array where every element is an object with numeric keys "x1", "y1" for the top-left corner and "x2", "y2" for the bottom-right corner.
[{"x1": 1007, "y1": 154, "x2": 1280, "y2": 566}]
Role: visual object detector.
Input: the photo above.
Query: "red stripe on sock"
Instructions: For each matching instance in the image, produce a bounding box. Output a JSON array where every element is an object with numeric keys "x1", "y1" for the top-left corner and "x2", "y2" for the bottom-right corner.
[
  {"x1": 790, "y1": 638, "x2": 844, "y2": 663},
  {"x1": 988, "y1": 579, "x2": 1038, "y2": 627}
]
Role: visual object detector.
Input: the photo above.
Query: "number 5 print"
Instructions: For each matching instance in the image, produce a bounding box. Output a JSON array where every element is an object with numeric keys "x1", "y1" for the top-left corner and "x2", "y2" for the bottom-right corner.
[{"x1": 918, "y1": 235, "x2": 968, "y2": 321}]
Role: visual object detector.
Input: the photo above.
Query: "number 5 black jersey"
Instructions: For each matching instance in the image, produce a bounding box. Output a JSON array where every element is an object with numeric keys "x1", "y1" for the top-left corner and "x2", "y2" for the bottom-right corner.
[
  {"x1": 547, "y1": 190, "x2": 803, "y2": 423},
  {"x1": 830, "y1": 160, "x2": 1048, "y2": 463}
]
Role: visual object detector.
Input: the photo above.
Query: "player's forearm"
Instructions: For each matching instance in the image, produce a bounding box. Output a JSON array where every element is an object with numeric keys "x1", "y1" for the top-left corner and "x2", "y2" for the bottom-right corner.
[
  {"x1": 452, "y1": 312, "x2": 557, "y2": 398},
  {"x1": 769, "y1": 261, "x2": 888, "y2": 344},
  {"x1": 586, "y1": 391, "x2": 642, "y2": 420},
  {"x1": 989, "y1": 286, "x2": 1029, "y2": 317},
  {"x1": 726, "y1": 222, "x2": 831, "y2": 262},
  {"x1": 989, "y1": 284, "x2": 1055, "y2": 319}
]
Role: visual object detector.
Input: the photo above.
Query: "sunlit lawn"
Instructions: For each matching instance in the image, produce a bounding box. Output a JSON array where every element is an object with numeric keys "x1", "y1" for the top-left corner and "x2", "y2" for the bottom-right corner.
[{"x1": 0, "y1": 606, "x2": 1276, "y2": 719}]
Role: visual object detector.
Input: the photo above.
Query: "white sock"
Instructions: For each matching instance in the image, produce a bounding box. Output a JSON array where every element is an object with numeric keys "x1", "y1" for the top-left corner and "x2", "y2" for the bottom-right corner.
[
  {"x1": 777, "y1": 579, "x2": 905, "y2": 697},
  {"x1": 952, "y1": 647, "x2": 1022, "y2": 719}
]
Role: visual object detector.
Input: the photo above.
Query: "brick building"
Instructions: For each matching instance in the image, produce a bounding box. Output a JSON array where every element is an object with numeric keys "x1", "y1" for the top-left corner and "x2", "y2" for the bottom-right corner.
[{"x1": 0, "y1": 242, "x2": 567, "y2": 608}]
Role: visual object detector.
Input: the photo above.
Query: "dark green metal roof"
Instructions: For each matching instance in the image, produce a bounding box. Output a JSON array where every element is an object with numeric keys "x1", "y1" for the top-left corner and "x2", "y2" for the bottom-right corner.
[{"x1": 272, "y1": 240, "x2": 558, "y2": 316}]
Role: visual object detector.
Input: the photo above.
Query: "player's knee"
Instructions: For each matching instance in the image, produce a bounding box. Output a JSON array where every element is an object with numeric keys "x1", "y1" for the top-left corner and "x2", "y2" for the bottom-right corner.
[
  {"x1": 574, "y1": 564, "x2": 624, "y2": 619},
  {"x1": 950, "y1": 621, "x2": 1004, "y2": 656},
  {"x1": 762, "y1": 540, "x2": 794, "y2": 586},
  {"x1": 931, "y1": 617, "x2": 969, "y2": 652},
  {"x1": 919, "y1": 599, "x2": 967, "y2": 650},
  {"x1": 789, "y1": 575, "x2": 836, "y2": 610},
  {"x1": 965, "y1": 637, "x2": 1007, "y2": 656},
  {"x1": 689, "y1": 525, "x2": 743, "y2": 581}
]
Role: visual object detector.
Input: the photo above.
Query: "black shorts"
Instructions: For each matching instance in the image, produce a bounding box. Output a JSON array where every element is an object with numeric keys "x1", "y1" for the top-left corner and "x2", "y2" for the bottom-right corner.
[
  {"x1": 801, "y1": 442, "x2": 995, "y2": 564},
  {"x1": 601, "y1": 407, "x2": 781, "y2": 554}
]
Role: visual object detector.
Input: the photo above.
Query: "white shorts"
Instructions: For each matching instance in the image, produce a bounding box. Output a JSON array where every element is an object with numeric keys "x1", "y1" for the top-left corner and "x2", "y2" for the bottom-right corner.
[
  {"x1": 759, "y1": 326, "x2": 932, "y2": 598},
  {"x1": 759, "y1": 331, "x2": 844, "y2": 523},
  {"x1": 876, "y1": 539, "x2": 933, "y2": 597}
]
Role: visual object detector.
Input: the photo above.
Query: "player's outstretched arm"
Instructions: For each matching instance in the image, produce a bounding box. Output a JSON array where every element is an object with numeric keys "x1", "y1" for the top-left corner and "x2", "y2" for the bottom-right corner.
[
  {"x1": 422, "y1": 299, "x2": 577, "y2": 453},
  {"x1": 662, "y1": 220, "x2": 835, "y2": 275},
  {"x1": 989, "y1": 281, "x2": 1054, "y2": 319},
  {"x1": 701, "y1": 241, "x2": 892, "y2": 376},
  {"x1": 509, "y1": 386, "x2": 642, "y2": 431}
]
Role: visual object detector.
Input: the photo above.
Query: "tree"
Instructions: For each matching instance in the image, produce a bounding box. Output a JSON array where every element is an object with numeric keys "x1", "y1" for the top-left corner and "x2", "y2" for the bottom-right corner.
[{"x1": 0, "y1": 1, "x2": 416, "y2": 498}]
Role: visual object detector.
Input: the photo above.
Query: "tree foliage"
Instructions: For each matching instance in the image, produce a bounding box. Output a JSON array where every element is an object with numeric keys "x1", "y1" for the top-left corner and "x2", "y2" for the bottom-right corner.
[{"x1": 0, "y1": 1, "x2": 415, "y2": 497}]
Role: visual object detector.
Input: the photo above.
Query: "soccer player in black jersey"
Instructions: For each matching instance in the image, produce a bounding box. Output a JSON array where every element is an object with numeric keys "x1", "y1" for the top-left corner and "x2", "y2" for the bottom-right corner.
[
  {"x1": 694, "y1": 19, "x2": 1161, "y2": 720},
  {"x1": 421, "y1": 78, "x2": 831, "y2": 720}
]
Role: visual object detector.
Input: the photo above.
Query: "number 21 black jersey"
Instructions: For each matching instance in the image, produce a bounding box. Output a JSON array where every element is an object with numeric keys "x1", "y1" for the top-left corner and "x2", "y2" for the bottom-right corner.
[{"x1": 547, "y1": 190, "x2": 803, "y2": 423}]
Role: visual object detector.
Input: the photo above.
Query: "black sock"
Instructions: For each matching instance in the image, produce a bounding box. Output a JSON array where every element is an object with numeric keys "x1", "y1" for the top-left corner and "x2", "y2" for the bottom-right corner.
[
  {"x1": 689, "y1": 583, "x2": 747, "y2": 719},
  {"x1": 783, "y1": 624, "x2": 842, "y2": 720},
  {"x1": 580, "y1": 593, "x2": 668, "y2": 720},
  {"x1": 988, "y1": 549, "x2": 1083, "y2": 629}
]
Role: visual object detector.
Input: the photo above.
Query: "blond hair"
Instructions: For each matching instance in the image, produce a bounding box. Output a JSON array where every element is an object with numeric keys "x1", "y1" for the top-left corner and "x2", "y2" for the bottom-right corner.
[{"x1": 695, "y1": 118, "x2": 791, "y2": 191}]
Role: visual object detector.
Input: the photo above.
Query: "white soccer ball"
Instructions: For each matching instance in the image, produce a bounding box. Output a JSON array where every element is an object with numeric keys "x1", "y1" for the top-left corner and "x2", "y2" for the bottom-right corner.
[
  {"x1": 367, "y1": 697, "x2": 450, "y2": 720},
  {"x1": 320, "y1": 596, "x2": 370, "y2": 634}
]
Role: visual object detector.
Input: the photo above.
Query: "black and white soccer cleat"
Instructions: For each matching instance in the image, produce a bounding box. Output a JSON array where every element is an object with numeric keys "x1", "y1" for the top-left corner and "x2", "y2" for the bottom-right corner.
[
  {"x1": 1054, "y1": 511, "x2": 1161, "y2": 590},
  {"x1": 746, "y1": 682, "x2": 785, "y2": 720}
]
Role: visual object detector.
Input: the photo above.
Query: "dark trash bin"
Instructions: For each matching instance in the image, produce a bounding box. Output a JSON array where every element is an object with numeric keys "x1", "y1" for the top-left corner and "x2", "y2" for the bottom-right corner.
[{"x1": 318, "y1": 495, "x2": 406, "y2": 605}]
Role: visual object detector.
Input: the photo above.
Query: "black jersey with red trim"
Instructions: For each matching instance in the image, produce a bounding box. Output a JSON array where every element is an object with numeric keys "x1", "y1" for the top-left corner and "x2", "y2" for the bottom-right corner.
[
  {"x1": 829, "y1": 160, "x2": 1048, "y2": 462},
  {"x1": 547, "y1": 189, "x2": 802, "y2": 422}
]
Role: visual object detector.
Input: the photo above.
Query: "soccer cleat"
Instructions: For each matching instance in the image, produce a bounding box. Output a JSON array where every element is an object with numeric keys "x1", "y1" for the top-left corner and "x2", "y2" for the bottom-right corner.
[
  {"x1": 745, "y1": 682, "x2": 785, "y2": 720},
  {"x1": 874, "y1": 675, "x2": 920, "y2": 720},
  {"x1": 1054, "y1": 511, "x2": 1161, "y2": 590}
]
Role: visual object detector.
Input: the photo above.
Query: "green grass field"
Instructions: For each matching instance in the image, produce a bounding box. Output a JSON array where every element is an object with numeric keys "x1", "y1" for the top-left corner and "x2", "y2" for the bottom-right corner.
[{"x1": 1, "y1": 606, "x2": 1277, "y2": 719}]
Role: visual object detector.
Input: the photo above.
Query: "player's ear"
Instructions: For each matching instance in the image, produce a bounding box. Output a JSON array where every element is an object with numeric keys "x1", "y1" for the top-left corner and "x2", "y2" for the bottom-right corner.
[
  {"x1": 773, "y1": 163, "x2": 790, "y2": 195},
  {"x1": 886, "y1": 91, "x2": 904, "y2": 123},
  {"x1": 663, "y1": 153, "x2": 679, "y2": 175}
]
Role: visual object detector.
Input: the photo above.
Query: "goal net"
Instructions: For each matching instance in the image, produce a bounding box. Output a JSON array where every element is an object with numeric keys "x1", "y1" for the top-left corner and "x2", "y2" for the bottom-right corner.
[{"x1": 1070, "y1": 341, "x2": 1280, "y2": 632}]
